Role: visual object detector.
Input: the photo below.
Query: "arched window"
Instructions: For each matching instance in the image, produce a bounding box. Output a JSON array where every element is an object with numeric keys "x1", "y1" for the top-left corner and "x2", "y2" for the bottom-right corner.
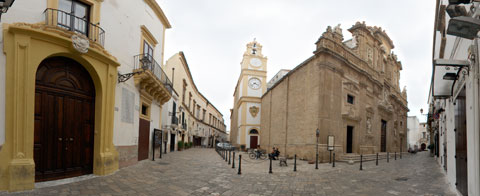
[{"x1": 249, "y1": 129, "x2": 259, "y2": 134}]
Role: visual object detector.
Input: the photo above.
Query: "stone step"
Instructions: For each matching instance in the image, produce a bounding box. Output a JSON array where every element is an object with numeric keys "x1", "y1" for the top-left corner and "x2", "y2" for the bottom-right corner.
[{"x1": 338, "y1": 152, "x2": 407, "y2": 163}]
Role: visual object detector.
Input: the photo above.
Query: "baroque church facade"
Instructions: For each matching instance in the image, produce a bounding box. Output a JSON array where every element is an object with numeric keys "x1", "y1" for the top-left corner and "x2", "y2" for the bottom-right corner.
[
  {"x1": 230, "y1": 41, "x2": 267, "y2": 150},
  {"x1": 257, "y1": 22, "x2": 408, "y2": 161}
]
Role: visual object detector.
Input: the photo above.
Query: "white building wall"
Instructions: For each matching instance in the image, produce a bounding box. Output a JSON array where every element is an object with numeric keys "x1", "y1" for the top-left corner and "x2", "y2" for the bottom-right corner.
[
  {"x1": 445, "y1": 98, "x2": 457, "y2": 191},
  {"x1": 100, "y1": 0, "x2": 167, "y2": 146},
  {"x1": 466, "y1": 59, "x2": 480, "y2": 196},
  {"x1": 0, "y1": 1, "x2": 49, "y2": 147},
  {"x1": 246, "y1": 103, "x2": 261, "y2": 125}
]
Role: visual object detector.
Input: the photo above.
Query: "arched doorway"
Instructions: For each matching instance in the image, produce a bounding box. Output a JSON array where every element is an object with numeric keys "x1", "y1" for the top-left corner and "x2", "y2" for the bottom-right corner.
[
  {"x1": 421, "y1": 143, "x2": 426, "y2": 151},
  {"x1": 249, "y1": 129, "x2": 259, "y2": 149},
  {"x1": 34, "y1": 57, "x2": 95, "y2": 182}
]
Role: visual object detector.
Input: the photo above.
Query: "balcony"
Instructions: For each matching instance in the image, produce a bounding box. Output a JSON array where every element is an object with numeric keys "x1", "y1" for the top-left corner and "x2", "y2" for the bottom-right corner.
[
  {"x1": 171, "y1": 116, "x2": 179, "y2": 125},
  {"x1": 133, "y1": 54, "x2": 173, "y2": 105},
  {"x1": 44, "y1": 8, "x2": 105, "y2": 46}
]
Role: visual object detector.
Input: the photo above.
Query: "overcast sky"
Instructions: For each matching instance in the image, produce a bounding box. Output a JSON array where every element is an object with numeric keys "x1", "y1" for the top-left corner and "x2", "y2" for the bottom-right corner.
[{"x1": 157, "y1": 0, "x2": 436, "y2": 131}]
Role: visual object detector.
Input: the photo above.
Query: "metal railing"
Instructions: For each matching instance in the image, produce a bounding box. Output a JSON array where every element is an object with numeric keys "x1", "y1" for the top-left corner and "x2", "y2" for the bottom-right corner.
[
  {"x1": 134, "y1": 53, "x2": 173, "y2": 94},
  {"x1": 44, "y1": 8, "x2": 105, "y2": 46},
  {"x1": 171, "y1": 116, "x2": 179, "y2": 125}
]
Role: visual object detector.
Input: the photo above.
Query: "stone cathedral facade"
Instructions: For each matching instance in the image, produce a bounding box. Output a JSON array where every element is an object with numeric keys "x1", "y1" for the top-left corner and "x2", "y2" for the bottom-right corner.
[{"x1": 260, "y1": 22, "x2": 408, "y2": 161}]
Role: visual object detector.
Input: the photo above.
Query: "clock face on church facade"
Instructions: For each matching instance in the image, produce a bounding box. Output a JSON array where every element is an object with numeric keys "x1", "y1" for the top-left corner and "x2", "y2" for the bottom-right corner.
[
  {"x1": 249, "y1": 58, "x2": 262, "y2": 67},
  {"x1": 248, "y1": 78, "x2": 261, "y2": 90}
]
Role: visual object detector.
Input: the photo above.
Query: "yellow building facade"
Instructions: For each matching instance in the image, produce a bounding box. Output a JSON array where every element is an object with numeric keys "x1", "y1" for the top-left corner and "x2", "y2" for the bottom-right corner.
[
  {"x1": 230, "y1": 40, "x2": 267, "y2": 150},
  {"x1": 0, "y1": 0, "x2": 172, "y2": 192},
  {"x1": 164, "y1": 52, "x2": 227, "y2": 147}
]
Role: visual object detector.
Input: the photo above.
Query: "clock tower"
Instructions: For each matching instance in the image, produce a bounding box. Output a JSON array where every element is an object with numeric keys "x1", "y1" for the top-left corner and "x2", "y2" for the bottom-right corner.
[{"x1": 230, "y1": 40, "x2": 267, "y2": 149}]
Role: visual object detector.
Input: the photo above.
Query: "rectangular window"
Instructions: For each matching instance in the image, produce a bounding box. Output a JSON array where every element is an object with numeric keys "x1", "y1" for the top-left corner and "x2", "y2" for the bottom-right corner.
[
  {"x1": 58, "y1": 0, "x2": 90, "y2": 35},
  {"x1": 141, "y1": 104, "x2": 148, "y2": 116},
  {"x1": 423, "y1": 132, "x2": 426, "y2": 139},
  {"x1": 143, "y1": 41, "x2": 154, "y2": 60},
  {"x1": 347, "y1": 94, "x2": 355, "y2": 104}
]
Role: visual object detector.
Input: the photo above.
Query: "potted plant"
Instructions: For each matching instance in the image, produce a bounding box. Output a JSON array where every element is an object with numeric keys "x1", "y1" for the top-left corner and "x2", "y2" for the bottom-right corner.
[{"x1": 178, "y1": 141, "x2": 184, "y2": 151}]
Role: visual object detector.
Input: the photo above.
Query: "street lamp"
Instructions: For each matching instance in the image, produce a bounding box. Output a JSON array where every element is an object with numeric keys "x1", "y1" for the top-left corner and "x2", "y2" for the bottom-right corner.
[
  {"x1": 0, "y1": 0, "x2": 14, "y2": 21},
  {"x1": 315, "y1": 128, "x2": 320, "y2": 169}
]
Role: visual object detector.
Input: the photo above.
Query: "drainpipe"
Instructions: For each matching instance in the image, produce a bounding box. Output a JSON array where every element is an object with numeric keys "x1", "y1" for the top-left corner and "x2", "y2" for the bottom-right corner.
[{"x1": 172, "y1": 68, "x2": 175, "y2": 87}]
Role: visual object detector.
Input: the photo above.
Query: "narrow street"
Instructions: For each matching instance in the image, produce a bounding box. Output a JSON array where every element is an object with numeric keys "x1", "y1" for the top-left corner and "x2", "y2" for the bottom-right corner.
[{"x1": 2, "y1": 148, "x2": 455, "y2": 196}]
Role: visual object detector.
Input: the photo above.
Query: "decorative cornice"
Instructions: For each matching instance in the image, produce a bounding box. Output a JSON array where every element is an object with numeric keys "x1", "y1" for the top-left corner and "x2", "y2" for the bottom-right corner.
[{"x1": 143, "y1": 0, "x2": 172, "y2": 29}]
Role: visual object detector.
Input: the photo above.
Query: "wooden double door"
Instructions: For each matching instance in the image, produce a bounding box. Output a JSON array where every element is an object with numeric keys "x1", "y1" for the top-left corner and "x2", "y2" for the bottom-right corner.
[{"x1": 34, "y1": 57, "x2": 95, "y2": 182}]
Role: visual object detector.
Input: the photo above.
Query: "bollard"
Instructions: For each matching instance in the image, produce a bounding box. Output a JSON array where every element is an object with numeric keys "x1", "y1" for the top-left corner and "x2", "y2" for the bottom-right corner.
[
  {"x1": 376, "y1": 153, "x2": 379, "y2": 166},
  {"x1": 232, "y1": 152, "x2": 235, "y2": 169},
  {"x1": 333, "y1": 152, "x2": 336, "y2": 167},
  {"x1": 387, "y1": 152, "x2": 389, "y2": 163},
  {"x1": 238, "y1": 155, "x2": 242, "y2": 175},
  {"x1": 360, "y1": 154, "x2": 363, "y2": 170},
  {"x1": 294, "y1": 154, "x2": 297, "y2": 172},
  {"x1": 228, "y1": 150, "x2": 231, "y2": 165},
  {"x1": 225, "y1": 150, "x2": 228, "y2": 162},
  {"x1": 400, "y1": 151, "x2": 402, "y2": 159},
  {"x1": 315, "y1": 151, "x2": 319, "y2": 170},
  {"x1": 329, "y1": 151, "x2": 332, "y2": 164},
  {"x1": 269, "y1": 156, "x2": 273, "y2": 174},
  {"x1": 395, "y1": 152, "x2": 397, "y2": 160}
]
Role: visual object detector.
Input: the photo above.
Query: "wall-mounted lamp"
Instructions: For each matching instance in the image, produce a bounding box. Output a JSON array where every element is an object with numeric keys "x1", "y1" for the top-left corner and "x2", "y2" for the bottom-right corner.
[
  {"x1": 443, "y1": 72, "x2": 458, "y2": 80},
  {"x1": 447, "y1": 16, "x2": 480, "y2": 40},
  {"x1": 448, "y1": 0, "x2": 471, "y2": 5},
  {"x1": 446, "y1": 4, "x2": 468, "y2": 18},
  {"x1": 0, "y1": 0, "x2": 15, "y2": 21}
]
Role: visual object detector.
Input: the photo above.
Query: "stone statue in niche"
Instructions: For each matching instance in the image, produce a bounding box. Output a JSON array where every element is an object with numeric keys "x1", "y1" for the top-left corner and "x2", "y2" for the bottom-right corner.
[
  {"x1": 72, "y1": 34, "x2": 89, "y2": 53},
  {"x1": 366, "y1": 117, "x2": 372, "y2": 134}
]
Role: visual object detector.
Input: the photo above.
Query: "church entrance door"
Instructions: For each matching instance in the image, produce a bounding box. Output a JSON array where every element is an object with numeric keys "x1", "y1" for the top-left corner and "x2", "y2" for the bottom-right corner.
[
  {"x1": 346, "y1": 126, "x2": 353, "y2": 153},
  {"x1": 250, "y1": 136, "x2": 258, "y2": 149},
  {"x1": 381, "y1": 120, "x2": 387, "y2": 152}
]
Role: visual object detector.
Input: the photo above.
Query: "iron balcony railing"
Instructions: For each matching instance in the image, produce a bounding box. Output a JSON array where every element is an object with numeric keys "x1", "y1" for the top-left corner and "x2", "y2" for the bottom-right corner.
[
  {"x1": 44, "y1": 8, "x2": 105, "y2": 46},
  {"x1": 134, "y1": 53, "x2": 173, "y2": 94},
  {"x1": 171, "y1": 116, "x2": 179, "y2": 125}
]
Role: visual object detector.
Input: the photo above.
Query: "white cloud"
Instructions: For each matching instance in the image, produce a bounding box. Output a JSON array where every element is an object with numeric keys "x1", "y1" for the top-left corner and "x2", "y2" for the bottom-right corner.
[{"x1": 158, "y1": 0, "x2": 436, "y2": 129}]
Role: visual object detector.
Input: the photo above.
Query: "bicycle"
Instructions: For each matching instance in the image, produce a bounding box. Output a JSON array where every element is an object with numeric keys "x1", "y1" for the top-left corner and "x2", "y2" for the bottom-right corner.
[{"x1": 249, "y1": 149, "x2": 267, "y2": 160}]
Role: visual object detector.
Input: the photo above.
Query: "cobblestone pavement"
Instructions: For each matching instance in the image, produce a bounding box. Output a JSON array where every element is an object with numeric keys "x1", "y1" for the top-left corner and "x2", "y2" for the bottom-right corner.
[{"x1": 1, "y1": 149, "x2": 456, "y2": 196}]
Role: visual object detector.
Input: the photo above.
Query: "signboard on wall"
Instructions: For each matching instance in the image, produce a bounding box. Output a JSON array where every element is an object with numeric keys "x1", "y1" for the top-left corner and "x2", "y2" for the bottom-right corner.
[{"x1": 327, "y1": 135, "x2": 335, "y2": 151}]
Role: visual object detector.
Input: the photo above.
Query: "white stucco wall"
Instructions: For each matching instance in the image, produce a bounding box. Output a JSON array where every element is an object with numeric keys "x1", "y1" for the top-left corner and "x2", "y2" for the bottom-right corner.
[
  {"x1": 246, "y1": 103, "x2": 261, "y2": 125},
  {"x1": 445, "y1": 98, "x2": 457, "y2": 190},
  {"x1": 101, "y1": 0, "x2": 167, "y2": 146},
  {"x1": 0, "y1": 1, "x2": 49, "y2": 147},
  {"x1": 465, "y1": 63, "x2": 480, "y2": 196}
]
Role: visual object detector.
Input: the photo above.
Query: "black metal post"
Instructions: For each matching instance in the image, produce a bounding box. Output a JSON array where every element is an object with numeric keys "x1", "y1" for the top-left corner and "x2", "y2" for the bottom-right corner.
[
  {"x1": 294, "y1": 154, "x2": 297, "y2": 172},
  {"x1": 376, "y1": 153, "x2": 379, "y2": 166},
  {"x1": 159, "y1": 132, "x2": 162, "y2": 159},
  {"x1": 232, "y1": 152, "x2": 235, "y2": 169},
  {"x1": 269, "y1": 157, "x2": 273, "y2": 174},
  {"x1": 332, "y1": 152, "x2": 335, "y2": 167},
  {"x1": 238, "y1": 155, "x2": 242, "y2": 175},
  {"x1": 152, "y1": 131, "x2": 155, "y2": 161},
  {"x1": 164, "y1": 141, "x2": 167, "y2": 154},
  {"x1": 225, "y1": 150, "x2": 228, "y2": 162},
  {"x1": 316, "y1": 135, "x2": 319, "y2": 169},
  {"x1": 395, "y1": 152, "x2": 397, "y2": 160},
  {"x1": 360, "y1": 154, "x2": 363, "y2": 170},
  {"x1": 329, "y1": 150, "x2": 332, "y2": 164},
  {"x1": 387, "y1": 152, "x2": 389, "y2": 162},
  {"x1": 228, "y1": 150, "x2": 231, "y2": 165}
]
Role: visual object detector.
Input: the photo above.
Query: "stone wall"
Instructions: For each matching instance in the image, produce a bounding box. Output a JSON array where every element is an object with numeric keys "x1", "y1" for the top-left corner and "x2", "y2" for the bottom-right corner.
[{"x1": 116, "y1": 145, "x2": 138, "y2": 168}]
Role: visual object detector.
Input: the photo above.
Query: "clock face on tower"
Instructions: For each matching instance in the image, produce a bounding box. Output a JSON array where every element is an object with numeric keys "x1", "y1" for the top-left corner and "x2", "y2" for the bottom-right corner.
[
  {"x1": 248, "y1": 78, "x2": 261, "y2": 90},
  {"x1": 249, "y1": 58, "x2": 262, "y2": 67}
]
